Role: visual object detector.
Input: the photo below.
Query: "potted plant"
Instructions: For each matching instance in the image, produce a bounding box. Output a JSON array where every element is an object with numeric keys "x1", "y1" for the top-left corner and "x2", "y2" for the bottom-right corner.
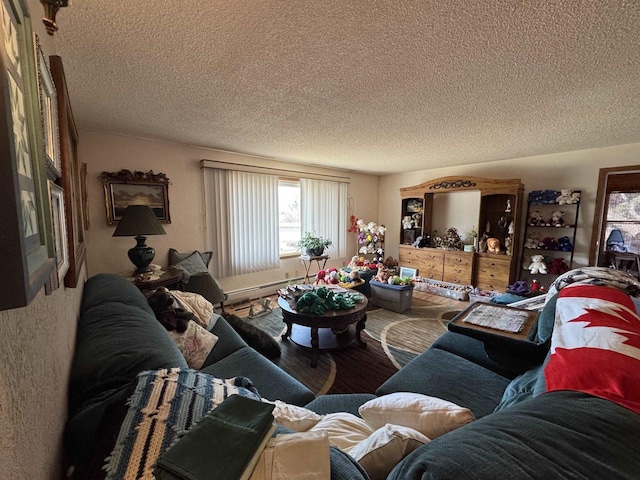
[{"x1": 296, "y1": 231, "x2": 332, "y2": 256}]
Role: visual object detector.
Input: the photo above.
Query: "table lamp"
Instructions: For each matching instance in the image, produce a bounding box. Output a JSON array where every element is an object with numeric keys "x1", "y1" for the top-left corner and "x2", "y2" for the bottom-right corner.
[{"x1": 113, "y1": 205, "x2": 166, "y2": 274}]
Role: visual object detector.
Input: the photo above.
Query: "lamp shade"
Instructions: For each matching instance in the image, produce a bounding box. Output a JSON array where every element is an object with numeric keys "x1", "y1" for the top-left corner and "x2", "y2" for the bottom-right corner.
[
  {"x1": 113, "y1": 205, "x2": 166, "y2": 274},
  {"x1": 606, "y1": 229, "x2": 624, "y2": 246},
  {"x1": 113, "y1": 205, "x2": 167, "y2": 237}
]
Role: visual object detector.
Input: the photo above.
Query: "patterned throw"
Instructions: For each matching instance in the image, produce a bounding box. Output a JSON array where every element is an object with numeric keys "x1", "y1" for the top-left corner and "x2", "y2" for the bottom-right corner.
[
  {"x1": 545, "y1": 282, "x2": 640, "y2": 414},
  {"x1": 103, "y1": 368, "x2": 261, "y2": 480}
]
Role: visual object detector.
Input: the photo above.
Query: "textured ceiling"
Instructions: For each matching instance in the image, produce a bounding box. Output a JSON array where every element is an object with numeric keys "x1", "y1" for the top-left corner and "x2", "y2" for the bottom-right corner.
[{"x1": 54, "y1": 1, "x2": 640, "y2": 175}]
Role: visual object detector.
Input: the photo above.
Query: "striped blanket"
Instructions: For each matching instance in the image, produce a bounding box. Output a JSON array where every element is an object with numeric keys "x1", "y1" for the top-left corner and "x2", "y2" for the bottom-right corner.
[{"x1": 103, "y1": 368, "x2": 261, "y2": 480}]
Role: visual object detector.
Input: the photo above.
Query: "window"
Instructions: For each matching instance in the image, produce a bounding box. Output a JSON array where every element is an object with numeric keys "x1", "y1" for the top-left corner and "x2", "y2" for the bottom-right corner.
[
  {"x1": 278, "y1": 179, "x2": 300, "y2": 255},
  {"x1": 604, "y1": 192, "x2": 640, "y2": 254}
]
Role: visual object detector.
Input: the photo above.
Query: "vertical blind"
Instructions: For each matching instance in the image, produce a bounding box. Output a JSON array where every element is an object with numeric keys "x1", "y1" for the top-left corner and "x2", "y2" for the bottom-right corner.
[
  {"x1": 204, "y1": 169, "x2": 279, "y2": 277},
  {"x1": 301, "y1": 178, "x2": 348, "y2": 259},
  {"x1": 204, "y1": 168, "x2": 348, "y2": 277}
]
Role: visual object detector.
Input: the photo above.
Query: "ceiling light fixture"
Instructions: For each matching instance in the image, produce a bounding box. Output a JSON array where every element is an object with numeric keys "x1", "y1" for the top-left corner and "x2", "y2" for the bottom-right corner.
[{"x1": 40, "y1": 0, "x2": 69, "y2": 36}]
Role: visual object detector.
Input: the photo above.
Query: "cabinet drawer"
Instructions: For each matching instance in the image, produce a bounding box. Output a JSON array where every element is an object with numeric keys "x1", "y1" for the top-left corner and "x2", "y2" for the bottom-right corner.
[
  {"x1": 443, "y1": 264, "x2": 472, "y2": 285},
  {"x1": 475, "y1": 256, "x2": 511, "y2": 290},
  {"x1": 399, "y1": 248, "x2": 443, "y2": 280},
  {"x1": 444, "y1": 252, "x2": 473, "y2": 269}
]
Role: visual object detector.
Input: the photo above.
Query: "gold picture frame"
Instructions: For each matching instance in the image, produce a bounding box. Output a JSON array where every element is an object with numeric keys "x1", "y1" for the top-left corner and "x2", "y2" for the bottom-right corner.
[
  {"x1": 34, "y1": 33, "x2": 60, "y2": 178},
  {"x1": 98, "y1": 169, "x2": 172, "y2": 225}
]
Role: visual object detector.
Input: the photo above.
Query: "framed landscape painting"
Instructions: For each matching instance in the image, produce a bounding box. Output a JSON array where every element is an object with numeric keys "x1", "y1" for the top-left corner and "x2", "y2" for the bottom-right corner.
[{"x1": 98, "y1": 169, "x2": 172, "y2": 225}]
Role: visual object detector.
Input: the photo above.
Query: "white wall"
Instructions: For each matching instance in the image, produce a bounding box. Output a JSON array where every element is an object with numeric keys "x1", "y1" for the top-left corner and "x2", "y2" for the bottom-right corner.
[
  {"x1": 81, "y1": 130, "x2": 380, "y2": 295},
  {"x1": 380, "y1": 142, "x2": 640, "y2": 269}
]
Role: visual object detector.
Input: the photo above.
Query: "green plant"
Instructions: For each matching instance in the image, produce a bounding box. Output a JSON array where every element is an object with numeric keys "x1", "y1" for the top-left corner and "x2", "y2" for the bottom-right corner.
[{"x1": 296, "y1": 231, "x2": 332, "y2": 250}]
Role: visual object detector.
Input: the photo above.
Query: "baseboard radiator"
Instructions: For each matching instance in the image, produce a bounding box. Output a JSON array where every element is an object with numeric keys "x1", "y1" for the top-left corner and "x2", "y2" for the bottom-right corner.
[{"x1": 225, "y1": 276, "x2": 305, "y2": 305}]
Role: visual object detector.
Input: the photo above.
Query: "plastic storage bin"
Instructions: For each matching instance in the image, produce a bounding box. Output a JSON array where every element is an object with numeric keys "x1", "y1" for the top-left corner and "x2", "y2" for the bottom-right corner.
[{"x1": 370, "y1": 280, "x2": 414, "y2": 313}]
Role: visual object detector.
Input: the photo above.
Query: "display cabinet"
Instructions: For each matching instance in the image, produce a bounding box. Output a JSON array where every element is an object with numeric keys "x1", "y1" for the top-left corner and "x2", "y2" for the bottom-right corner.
[
  {"x1": 519, "y1": 190, "x2": 581, "y2": 290},
  {"x1": 399, "y1": 176, "x2": 524, "y2": 289}
]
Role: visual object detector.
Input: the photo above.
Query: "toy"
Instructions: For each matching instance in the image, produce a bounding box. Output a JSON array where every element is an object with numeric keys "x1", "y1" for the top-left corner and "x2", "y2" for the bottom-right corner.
[
  {"x1": 527, "y1": 211, "x2": 546, "y2": 226},
  {"x1": 542, "y1": 189, "x2": 560, "y2": 204},
  {"x1": 146, "y1": 287, "x2": 193, "y2": 333},
  {"x1": 528, "y1": 190, "x2": 544, "y2": 205},
  {"x1": 528, "y1": 255, "x2": 547, "y2": 275},
  {"x1": 478, "y1": 233, "x2": 488, "y2": 253},
  {"x1": 402, "y1": 216, "x2": 413, "y2": 229},
  {"x1": 556, "y1": 189, "x2": 580, "y2": 205},
  {"x1": 487, "y1": 237, "x2": 500, "y2": 253},
  {"x1": 551, "y1": 210, "x2": 565, "y2": 227},
  {"x1": 507, "y1": 280, "x2": 529, "y2": 295},
  {"x1": 549, "y1": 258, "x2": 569, "y2": 275},
  {"x1": 542, "y1": 237, "x2": 558, "y2": 250},
  {"x1": 524, "y1": 233, "x2": 542, "y2": 249},
  {"x1": 557, "y1": 236, "x2": 572, "y2": 251}
]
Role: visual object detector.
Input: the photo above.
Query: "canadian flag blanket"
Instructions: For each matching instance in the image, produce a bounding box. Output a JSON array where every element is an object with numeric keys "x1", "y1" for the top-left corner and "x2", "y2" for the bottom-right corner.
[{"x1": 545, "y1": 283, "x2": 640, "y2": 415}]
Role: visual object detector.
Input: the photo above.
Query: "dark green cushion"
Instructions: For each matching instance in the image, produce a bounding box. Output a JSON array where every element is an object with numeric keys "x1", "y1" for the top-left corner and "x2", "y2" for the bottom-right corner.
[
  {"x1": 70, "y1": 301, "x2": 187, "y2": 415},
  {"x1": 200, "y1": 348, "x2": 315, "y2": 406},
  {"x1": 389, "y1": 391, "x2": 640, "y2": 480},
  {"x1": 305, "y1": 393, "x2": 376, "y2": 417},
  {"x1": 81, "y1": 273, "x2": 154, "y2": 315},
  {"x1": 535, "y1": 294, "x2": 558, "y2": 343}
]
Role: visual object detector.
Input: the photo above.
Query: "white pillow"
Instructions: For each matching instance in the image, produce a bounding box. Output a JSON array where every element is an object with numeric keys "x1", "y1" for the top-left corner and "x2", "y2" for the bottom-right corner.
[
  {"x1": 358, "y1": 392, "x2": 474, "y2": 439},
  {"x1": 309, "y1": 412, "x2": 374, "y2": 451},
  {"x1": 170, "y1": 321, "x2": 218, "y2": 369},
  {"x1": 267, "y1": 400, "x2": 324, "y2": 432},
  {"x1": 349, "y1": 424, "x2": 430, "y2": 480}
]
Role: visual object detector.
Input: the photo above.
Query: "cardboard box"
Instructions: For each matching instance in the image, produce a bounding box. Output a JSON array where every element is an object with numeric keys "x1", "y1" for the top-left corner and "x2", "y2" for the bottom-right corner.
[{"x1": 370, "y1": 281, "x2": 414, "y2": 313}]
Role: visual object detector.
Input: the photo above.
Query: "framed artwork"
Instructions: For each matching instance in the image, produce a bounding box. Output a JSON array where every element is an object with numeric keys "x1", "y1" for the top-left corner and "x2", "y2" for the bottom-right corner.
[
  {"x1": 34, "y1": 34, "x2": 60, "y2": 178},
  {"x1": 406, "y1": 199, "x2": 423, "y2": 213},
  {"x1": 50, "y1": 55, "x2": 86, "y2": 288},
  {"x1": 399, "y1": 266, "x2": 418, "y2": 278},
  {"x1": 0, "y1": 0, "x2": 56, "y2": 310},
  {"x1": 48, "y1": 180, "x2": 69, "y2": 284},
  {"x1": 98, "y1": 169, "x2": 172, "y2": 225}
]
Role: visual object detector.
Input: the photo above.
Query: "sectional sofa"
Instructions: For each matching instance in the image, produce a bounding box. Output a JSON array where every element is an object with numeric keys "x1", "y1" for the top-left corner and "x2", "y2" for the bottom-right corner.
[{"x1": 64, "y1": 270, "x2": 640, "y2": 479}]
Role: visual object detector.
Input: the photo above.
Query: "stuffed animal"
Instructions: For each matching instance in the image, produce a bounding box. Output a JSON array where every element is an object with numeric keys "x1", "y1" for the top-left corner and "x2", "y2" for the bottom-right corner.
[
  {"x1": 557, "y1": 236, "x2": 572, "y2": 251},
  {"x1": 487, "y1": 237, "x2": 500, "y2": 253},
  {"x1": 146, "y1": 287, "x2": 193, "y2": 333},
  {"x1": 529, "y1": 255, "x2": 547, "y2": 275},
  {"x1": 542, "y1": 190, "x2": 560, "y2": 204},
  {"x1": 542, "y1": 237, "x2": 558, "y2": 250},
  {"x1": 530, "y1": 279, "x2": 541, "y2": 292},
  {"x1": 527, "y1": 211, "x2": 545, "y2": 227},
  {"x1": 507, "y1": 280, "x2": 529, "y2": 295},
  {"x1": 326, "y1": 268, "x2": 340, "y2": 284},
  {"x1": 524, "y1": 233, "x2": 542, "y2": 249},
  {"x1": 551, "y1": 210, "x2": 565, "y2": 227},
  {"x1": 556, "y1": 189, "x2": 580, "y2": 205},
  {"x1": 528, "y1": 190, "x2": 544, "y2": 205},
  {"x1": 549, "y1": 258, "x2": 569, "y2": 275}
]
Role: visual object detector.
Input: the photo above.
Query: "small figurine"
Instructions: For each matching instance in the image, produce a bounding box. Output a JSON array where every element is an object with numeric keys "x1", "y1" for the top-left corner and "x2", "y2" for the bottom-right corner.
[
  {"x1": 530, "y1": 279, "x2": 541, "y2": 292},
  {"x1": 487, "y1": 237, "x2": 500, "y2": 253},
  {"x1": 505, "y1": 199, "x2": 512, "y2": 212}
]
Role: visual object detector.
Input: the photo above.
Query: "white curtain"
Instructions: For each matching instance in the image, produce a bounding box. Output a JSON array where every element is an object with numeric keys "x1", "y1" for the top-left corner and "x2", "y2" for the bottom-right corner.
[
  {"x1": 204, "y1": 169, "x2": 279, "y2": 277},
  {"x1": 300, "y1": 178, "x2": 348, "y2": 258}
]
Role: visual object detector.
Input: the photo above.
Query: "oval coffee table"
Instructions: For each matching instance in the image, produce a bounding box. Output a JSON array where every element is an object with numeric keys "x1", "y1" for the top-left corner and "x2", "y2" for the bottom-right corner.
[{"x1": 278, "y1": 294, "x2": 368, "y2": 367}]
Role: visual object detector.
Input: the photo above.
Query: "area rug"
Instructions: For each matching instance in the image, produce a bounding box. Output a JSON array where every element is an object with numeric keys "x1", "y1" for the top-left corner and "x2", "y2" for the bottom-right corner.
[{"x1": 233, "y1": 295, "x2": 462, "y2": 396}]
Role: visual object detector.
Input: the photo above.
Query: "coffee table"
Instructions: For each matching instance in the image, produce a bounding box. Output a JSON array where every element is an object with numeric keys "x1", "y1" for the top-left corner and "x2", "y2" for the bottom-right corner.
[{"x1": 278, "y1": 294, "x2": 368, "y2": 367}]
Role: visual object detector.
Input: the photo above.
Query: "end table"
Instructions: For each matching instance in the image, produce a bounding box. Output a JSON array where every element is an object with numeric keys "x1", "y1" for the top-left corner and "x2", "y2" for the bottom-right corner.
[{"x1": 124, "y1": 268, "x2": 184, "y2": 293}]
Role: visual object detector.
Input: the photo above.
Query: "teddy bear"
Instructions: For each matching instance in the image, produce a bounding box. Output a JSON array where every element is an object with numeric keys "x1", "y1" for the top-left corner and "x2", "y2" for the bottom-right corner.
[
  {"x1": 528, "y1": 255, "x2": 548, "y2": 275},
  {"x1": 556, "y1": 189, "x2": 580, "y2": 205},
  {"x1": 549, "y1": 258, "x2": 569, "y2": 275},
  {"x1": 551, "y1": 210, "x2": 565, "y2": 227},
  {"x1": 542, "y1": 190, "x2": 560, "y2": 204},
  {"x1": 146, "y1": 287, "x2": 193, "y2": 332},
  {"x1": 527, "y1": 211, "x2": 546, "y2": 227},
  {"x1": 524, "y1": 233, "x2": 542, "y2": 249},
  {"x1": 542, "y1": 237, "x2": 558, "y2": 250},
  {"x1": 528, "y1": 190, "x2": 544, "y2": 205},
  {"x1": 557, "y1": 236, "x2": 572, "y2": 251}
]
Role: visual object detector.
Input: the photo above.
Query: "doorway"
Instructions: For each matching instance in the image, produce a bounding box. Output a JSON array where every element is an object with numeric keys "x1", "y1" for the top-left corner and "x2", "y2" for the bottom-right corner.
[{"x1": 589, "y1": 166, "x2": 640, "y2": 273}]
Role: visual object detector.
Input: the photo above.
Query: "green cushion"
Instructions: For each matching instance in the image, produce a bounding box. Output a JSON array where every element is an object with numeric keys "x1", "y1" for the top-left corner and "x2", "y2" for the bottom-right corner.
[
  {"x1": 173, "y1": 252, "x2": 210, "y2": 283},
  {"x1": 169, "y1": 248, "x2": 213, "y2": 267}
]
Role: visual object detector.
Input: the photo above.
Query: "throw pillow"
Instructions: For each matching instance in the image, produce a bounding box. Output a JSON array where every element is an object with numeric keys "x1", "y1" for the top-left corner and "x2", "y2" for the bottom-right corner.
[
  {"x1": 169, "y1": 248, "x2": 213, "y2": 268},
  {"x1": 349, "y1": 424, "x2": 430, "y2": 480},
  {"x1": 266, "y1": 399, "x2": 324, "y2": 432},
  {"x1": 174, "y1": 251, "x2": 209, "y2": 283},
  {"x1": 170, "y1": 321, "x2": 218, "y2": 369},
  {"x1": 103, "y1": 368, "x2": 261, "y2": 480},
  {"x1": 358, "y1": 392, "x2": 474, "y2": 439},
  {"x1": 308, "y1": 412, "x2": 374, "y2": 452}
]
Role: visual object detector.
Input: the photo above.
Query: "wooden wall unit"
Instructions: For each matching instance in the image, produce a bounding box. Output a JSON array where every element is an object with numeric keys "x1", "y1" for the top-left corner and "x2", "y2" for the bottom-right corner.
[{"x1": 398, "y1": 176, "x2": 524, "y2": 290}]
